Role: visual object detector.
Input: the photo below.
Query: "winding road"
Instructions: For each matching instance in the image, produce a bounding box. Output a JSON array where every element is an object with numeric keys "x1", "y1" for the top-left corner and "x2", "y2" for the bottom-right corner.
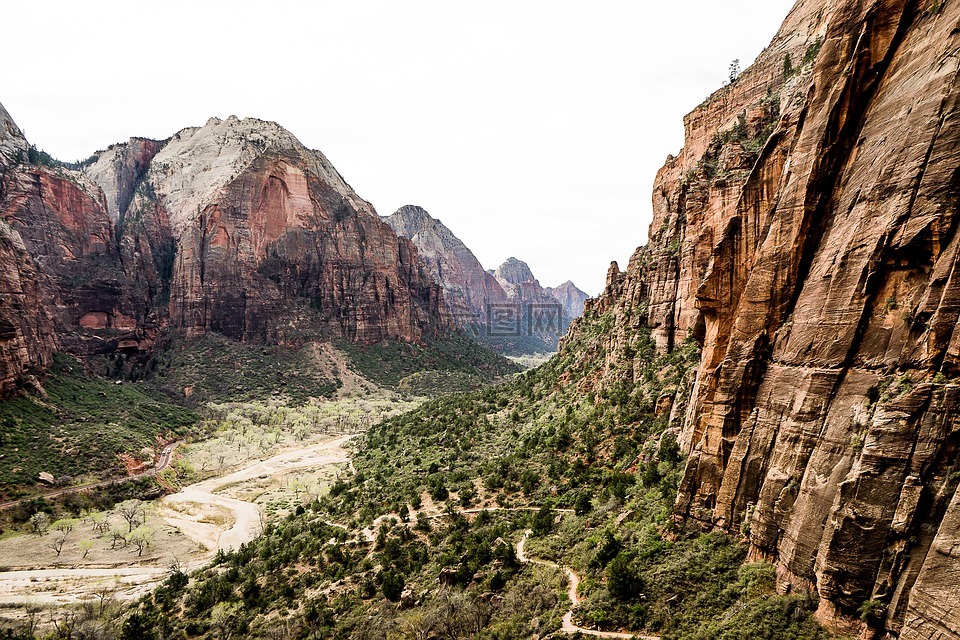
[
  {"x1": 3, "y1": 437, "x2": 659, "y2": 639},
  {"x1": 159, "y1": 434, "x2": 355, "y2": 553},
  {"x1": 0, "y1": 435, "x2": 355, "y2": 607},
  {"x1": 360, "y1": 507, "x2": 658, "y2": 639}
]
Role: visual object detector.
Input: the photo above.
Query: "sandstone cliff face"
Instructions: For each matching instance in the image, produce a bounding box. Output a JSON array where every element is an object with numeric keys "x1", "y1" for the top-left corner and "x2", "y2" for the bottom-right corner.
[
  {"x1": 0, "y1": 108, "x2": 452, "y2": 393},
  {"x1": 141, "y1": 117, "x2": 447, "y2": 344},
  {"x1": 0, "y1": 222, "x2": 57, "y2": 395},
  {"x1": 567, "y1": 1, "x2": 960, "y2": 637},
  {"x1": 84, "y1": 137, "x2": 165, "y2": 223},
  {"x1": 0, "y1": 103, "x2": 65, "y2": 393}
]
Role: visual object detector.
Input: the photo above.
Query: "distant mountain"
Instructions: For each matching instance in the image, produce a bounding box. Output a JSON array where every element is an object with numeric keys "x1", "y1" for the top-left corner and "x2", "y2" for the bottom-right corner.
[
  {"x1": 0, "y1": 108, "x2": 454, "y2": 394},
  {"x1": 546, "y1": 280, "x2": 590, "y2": 319},
  {"x1": 386, "y1": 210, "x2": 589, "y2": 354},
  {"x1": 384, "y1": 206, "x2": 506, "y2": 326}
]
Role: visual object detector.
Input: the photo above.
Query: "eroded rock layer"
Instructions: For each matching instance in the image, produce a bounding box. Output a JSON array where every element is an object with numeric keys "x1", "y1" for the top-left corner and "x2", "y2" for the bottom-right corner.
[
  {"x1": 0, "y1": 109, "x2": 450, "y2": 393},
  {"x1": 568, "y1": 1, "x2": 960, "y2": 637}
]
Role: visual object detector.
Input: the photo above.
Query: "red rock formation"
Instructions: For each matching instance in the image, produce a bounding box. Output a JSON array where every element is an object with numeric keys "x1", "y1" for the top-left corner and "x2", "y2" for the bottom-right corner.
[
  {"x1": 387, "y1": 207, "x2": 585, "y2": 353},
  {"x1": 146, "y1": 119, "x2": 448, "y2": 344},
  {"x1": 0, "y1": 108, "x2": 452, "y2": 393},
  {"x1": 385, "y1": 204, "x2": 508, "y2": 327},
  {"x1": 569, "y1": 1, "x2": 960, "y2": 637}
]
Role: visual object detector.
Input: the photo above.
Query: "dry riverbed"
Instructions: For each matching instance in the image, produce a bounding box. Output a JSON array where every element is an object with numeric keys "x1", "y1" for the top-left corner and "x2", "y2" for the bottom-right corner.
[{"x1": 0, "y1": 433, "x2": 355, "y2": 615}]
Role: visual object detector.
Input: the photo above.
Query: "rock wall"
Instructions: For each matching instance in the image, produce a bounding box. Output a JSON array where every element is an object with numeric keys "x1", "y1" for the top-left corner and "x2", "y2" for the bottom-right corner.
[
  {"x1": 572, "y1": 1, "x2": 960, "y2": 637},
  {"x1": 143, "y1": 118, "x2": 447, "y2": 344},
  {"x1": 387, "y1": 207, "x2": 588, "y2": 354},
  {"x1": 546, "y1": 280, "x2": 590, "y2": 320}
]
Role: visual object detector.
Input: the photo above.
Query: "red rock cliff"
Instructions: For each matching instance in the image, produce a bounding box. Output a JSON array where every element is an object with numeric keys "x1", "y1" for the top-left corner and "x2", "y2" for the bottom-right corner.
[
  {"x1": 0, "y1": 109, "x2": 451, "y2": 393},
  {"x1": 575, "y1": 1, "x2": 960, "y2": 637}
]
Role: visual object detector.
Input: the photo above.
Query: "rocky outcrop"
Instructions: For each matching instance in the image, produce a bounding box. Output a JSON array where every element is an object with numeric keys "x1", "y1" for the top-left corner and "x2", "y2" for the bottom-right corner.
[
  {"x1": 492, "y1": 257, "x2": 572, "y2": 352},
  {"x1": 141, "y1": 117, "x2": 447, "y2": 344},
  {"x1": 0, "y1": 107, "x2": 453, "y2": 393},
  {"x1": 84, "y1": 137, "x2": 165, "y2": 223},
  {"x1": 493, "y1": 257, "x2": 561, "y2": 313},
  {"x1": 566, "y1": 1, "x2": 960, "y2": 637},
  {"x1": 546, "y1": 280, "x2": 590, "y2": 320},
  {"x1": 0, "y1": 103, "x2": 59, "y2": 393}
]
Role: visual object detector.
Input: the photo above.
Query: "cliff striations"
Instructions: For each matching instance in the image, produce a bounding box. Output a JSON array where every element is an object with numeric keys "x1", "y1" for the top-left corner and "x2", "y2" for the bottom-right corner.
[
  {"x1": 566, "y1": 0, "x2": 960, "y2": 637},
  {"x1": 0, "y1": 108, "x2": 451, "y2": 393},
  {"x1": 384, "y1": 205, "x2": 507, "y2": 326}
]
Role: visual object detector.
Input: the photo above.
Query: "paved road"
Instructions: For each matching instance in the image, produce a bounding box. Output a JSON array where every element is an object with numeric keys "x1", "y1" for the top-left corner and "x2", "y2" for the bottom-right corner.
[{"x1": 0, "y1": 442, "x2": 182, "y2": 512}]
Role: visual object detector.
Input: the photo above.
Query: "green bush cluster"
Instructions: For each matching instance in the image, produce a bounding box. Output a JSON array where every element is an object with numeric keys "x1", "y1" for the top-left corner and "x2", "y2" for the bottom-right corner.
[{"x1": 150, "y1": 334, "x2": 340, "y2": 405}]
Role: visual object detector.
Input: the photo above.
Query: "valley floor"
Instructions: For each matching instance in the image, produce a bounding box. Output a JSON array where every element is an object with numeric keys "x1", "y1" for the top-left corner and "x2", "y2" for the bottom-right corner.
[{"x1": 0, "y1": 433, "x2": 355, "y2": 620}]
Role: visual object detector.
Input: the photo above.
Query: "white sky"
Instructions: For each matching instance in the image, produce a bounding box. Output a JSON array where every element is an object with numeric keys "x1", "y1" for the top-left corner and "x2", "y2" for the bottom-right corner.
[{"x1": 1, "y1": 1, "x2": 794, "y2": 294}]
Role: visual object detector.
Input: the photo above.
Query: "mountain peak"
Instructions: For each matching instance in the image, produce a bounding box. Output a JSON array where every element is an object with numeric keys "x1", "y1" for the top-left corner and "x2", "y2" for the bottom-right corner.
[
  {"x1": 388, "y1": 205, "x2": 440, "y2": 231},
  {"x1": 0, "y1": 101, "x2": 28, "y2": 167},
  {"x1": 494, "y1": 257, "x2": 536, "y2": 285},
  {"x1": 141, "y1": 114, "x2": 370, "y2": 231}
]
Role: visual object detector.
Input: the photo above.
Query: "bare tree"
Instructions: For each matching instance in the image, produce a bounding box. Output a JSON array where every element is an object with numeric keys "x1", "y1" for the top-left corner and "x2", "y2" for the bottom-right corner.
[
  {"x1": 95, "y1": 585, "x2": 116, "y2": 617},
  {"x1": 24, "y1": 602, "x2": 43, "y2": 637},
  {"x1": 88, "y1": 510, "x2": 109, "y2": 535},
  {"x1": 109, "y1": 526, "x2": 128, "y2": 550},
  {"x1": 52, "y1": 610, "x2": 78, "y2": 640},
  {"x1": 49, "y1": 518, "x2": 76, "y2": 556},
  {"x1": 30, "y1": 511, "x2": 51, "y2": 535},
  {"x1": 117, "y1": 500, "x2": 144, "y2": 533}
]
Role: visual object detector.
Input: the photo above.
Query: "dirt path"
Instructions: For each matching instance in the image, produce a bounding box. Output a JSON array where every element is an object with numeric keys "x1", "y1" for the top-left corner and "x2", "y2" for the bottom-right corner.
[
  {"x1": 311, "y1": 342, "x2": 377, "y2": 397},
  {"x1": 354, "y1": 505, "x2": 658, "y2": 639},
  {"x1": 0, "y1": 442, "x2": 182, "y2": 512},
  {"x1": 0, "y1": 568, "x2": 169, "y2": 606},
  {"x1": 517, "y1": 529, "x2": 659, "y2": 640}
]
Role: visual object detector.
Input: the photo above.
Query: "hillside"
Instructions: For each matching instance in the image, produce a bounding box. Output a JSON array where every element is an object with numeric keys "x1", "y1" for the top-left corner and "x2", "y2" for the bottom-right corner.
[{"x1": 1, "y1": 1, "x2": 958, "y2": 638}]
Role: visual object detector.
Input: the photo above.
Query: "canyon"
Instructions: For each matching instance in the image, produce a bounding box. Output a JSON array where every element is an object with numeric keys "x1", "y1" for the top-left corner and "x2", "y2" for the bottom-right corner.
[
  {"x1": 2, "y1": 0, "x2": 959, "y2": 637},
  {"x1": 0, "y1": 109, "x2": 453, "y2": 396},
  {"x1": 386, "y1": 205, "x2": 588, "y2": 353}
]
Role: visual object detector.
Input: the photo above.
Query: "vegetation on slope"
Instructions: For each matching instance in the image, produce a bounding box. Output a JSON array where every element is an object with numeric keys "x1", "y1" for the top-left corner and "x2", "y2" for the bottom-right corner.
[
  {"x1": 107, "y1": 301, "x2": 844, "y2": 639},
  {"x1": 0, "y1": 354, "x2": 197, "y2": 501},
  {"x1": 334, "y1": 330, "x2": 520, "y2": 394},
  {"x1": 147, "y1": 334, "x2": 342, "y2": 406}
]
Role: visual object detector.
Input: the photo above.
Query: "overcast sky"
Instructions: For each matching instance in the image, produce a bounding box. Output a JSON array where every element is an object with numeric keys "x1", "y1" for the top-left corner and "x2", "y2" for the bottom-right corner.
[{"x1": 1, "y1": 1, "x2": 794, "y2": 294}]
